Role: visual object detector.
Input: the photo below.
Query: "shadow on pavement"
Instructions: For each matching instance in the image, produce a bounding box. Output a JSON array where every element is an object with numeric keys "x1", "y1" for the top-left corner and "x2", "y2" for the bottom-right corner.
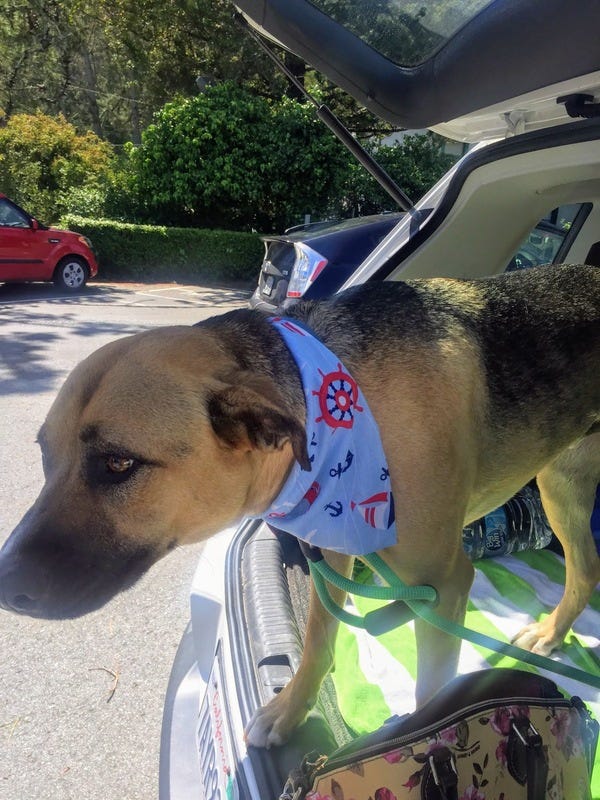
[
  {"x1": 0, "y1": 281, "x2": 251, "y2": 397},
  {"x1": 0, "y1": 281, "x2": 252, "y2": 307},
  {"x1": 0, "y1": 332, "x2": 64, "y2": 396}
]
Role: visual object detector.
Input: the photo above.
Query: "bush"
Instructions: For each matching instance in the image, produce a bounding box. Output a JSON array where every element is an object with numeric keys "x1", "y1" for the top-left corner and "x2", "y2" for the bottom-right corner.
[
  {"x1": 133, "y1": 82, "x2": 351, "y2": 231},
  {"x1": 0, "y1": 113, "x2": 114, "y2": 223},
  {"x1": 61, "y1": 215, "x2": 263, "y2": 284}
]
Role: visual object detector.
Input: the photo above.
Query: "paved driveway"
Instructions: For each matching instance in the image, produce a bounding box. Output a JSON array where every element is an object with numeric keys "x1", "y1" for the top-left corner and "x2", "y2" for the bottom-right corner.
[{"x1": 0, "y1": 281, "x2": 250, "y2": 800}]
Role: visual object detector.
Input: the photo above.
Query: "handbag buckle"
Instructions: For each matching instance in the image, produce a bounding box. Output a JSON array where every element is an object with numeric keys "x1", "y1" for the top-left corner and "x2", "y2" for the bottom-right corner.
[
  {"x1": 428, "y1": 747, "x2": 458, "y2": 799},
  {"x1": 508, "y1": 716, "x2": 549, "y2": 795},
  {"x1": 511, "y1": 717, "x2": 543, "y2": 749}
]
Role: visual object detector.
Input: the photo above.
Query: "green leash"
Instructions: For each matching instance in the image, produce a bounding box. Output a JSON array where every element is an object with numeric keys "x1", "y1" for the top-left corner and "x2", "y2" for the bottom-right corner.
[{"x1": 303, "y1": 544, "x2": 600, "y2": 691}]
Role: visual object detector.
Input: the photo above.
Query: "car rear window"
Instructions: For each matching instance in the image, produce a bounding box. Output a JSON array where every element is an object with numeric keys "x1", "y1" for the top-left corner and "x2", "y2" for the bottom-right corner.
[
  {"x1": 307, "y1": 0, "x2": 494, "y2": 66},
  {"x1": 265, "y1": 240, "x2": 296, "y2": 271}
]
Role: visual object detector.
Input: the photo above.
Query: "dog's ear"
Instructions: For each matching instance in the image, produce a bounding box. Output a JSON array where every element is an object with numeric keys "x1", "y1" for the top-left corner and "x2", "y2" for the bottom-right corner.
[{"x1": 207, "y1": 375, "x2": 311, "y2": 471}]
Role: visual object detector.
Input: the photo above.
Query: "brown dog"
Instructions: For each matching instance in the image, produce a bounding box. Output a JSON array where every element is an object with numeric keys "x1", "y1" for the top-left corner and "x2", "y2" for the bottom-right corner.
[{"x1": 0, "y1": 264, "x2": 599, "y2": 748}]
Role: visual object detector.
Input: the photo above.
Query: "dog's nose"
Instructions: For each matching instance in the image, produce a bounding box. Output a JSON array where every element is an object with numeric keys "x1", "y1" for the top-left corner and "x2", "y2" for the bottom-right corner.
[
  {"x1": 1, "y1": 589, "x2": 39, "y2": 614},
  {"x1": 0, "y1": 557, "x2": 47, "y2": 616}
]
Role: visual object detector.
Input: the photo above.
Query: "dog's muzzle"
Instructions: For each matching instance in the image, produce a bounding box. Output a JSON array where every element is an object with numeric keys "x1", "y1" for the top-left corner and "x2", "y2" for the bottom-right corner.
[{"x1": 0, "y1": 514, "x2": 157, "y2": 619}]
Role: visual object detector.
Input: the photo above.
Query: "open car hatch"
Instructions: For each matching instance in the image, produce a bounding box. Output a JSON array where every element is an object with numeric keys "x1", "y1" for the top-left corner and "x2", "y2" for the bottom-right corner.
[{"x1": 234, "y1": 0, "x2": 600, "y2": 142}]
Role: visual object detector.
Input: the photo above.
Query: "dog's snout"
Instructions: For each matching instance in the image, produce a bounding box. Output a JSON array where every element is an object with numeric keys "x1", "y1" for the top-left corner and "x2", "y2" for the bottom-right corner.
[{"x1": 0, "y1": 555, "x2": 48, "y2": 616}]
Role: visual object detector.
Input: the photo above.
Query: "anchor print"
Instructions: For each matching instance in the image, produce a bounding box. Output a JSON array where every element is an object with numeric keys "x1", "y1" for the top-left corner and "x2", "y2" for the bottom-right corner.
[{"x1": 329, "y1": 450, "x2": 354, "y2": 479}]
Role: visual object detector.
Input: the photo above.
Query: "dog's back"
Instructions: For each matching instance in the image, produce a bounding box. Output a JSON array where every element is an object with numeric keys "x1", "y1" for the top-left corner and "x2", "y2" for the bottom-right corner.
[{"x1": 293, "y1": 263, "x2": 600, "y2": 439}]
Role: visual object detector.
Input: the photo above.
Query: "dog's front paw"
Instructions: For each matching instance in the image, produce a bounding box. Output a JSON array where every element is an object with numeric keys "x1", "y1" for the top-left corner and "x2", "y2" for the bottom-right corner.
[
  {"x1": 245, "y1": 688, "x2": 312, "y2": 749},
  {"x1": 511, "y1": 619, "x2": 564, "y2": 656}
]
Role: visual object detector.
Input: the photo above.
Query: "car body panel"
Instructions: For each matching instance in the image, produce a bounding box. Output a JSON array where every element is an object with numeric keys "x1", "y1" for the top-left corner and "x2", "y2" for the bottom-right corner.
[
  {"x1": 160, "y1": 523, "x2": 349, "y2": 800},
  {"x1": 249, "y1": 213, "x2": 404, "y2": 312},
  {"x1": 0, "y1": 194, "x2": 98, "y2": 285},
  {"x1": 343, "y1": 119, "x2": 600, "y2": 287},
  {"x1": 160, "y1": 527, "x2": 263, "y2": 800}
]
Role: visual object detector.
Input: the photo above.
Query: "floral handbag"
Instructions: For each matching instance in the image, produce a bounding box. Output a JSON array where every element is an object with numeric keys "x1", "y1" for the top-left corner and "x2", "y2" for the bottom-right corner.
[{"x1": 280, "y1": 669, "x2": 598, "y2": 800}]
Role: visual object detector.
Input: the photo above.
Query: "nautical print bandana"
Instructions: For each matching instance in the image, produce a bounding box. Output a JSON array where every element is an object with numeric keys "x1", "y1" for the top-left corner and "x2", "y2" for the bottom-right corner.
[{"x1": 257, "y1": 317, "x2": 397, "y2": 556}]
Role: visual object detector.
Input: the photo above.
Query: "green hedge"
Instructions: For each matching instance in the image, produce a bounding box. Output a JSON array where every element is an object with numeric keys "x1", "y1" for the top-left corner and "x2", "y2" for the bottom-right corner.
[{"x1": 61, "y1": 215, "x2": 264, "y2": 284}]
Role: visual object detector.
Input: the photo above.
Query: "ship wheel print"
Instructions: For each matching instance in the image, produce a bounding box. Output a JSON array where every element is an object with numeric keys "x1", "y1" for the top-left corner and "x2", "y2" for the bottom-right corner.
[{"x1": 313, "y1": 364, "x2": 363, "y2": 429}]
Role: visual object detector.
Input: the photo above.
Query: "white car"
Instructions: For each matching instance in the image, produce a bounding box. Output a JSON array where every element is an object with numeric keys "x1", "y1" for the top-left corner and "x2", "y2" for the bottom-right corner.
[{"x1": 160, "y1": 2, "x2": 600, "y2": 798}]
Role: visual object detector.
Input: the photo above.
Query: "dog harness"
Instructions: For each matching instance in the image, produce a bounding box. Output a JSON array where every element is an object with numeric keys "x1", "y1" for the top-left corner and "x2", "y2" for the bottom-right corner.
[{"x1": 257, "y1": 317, "x2": 397, "y2": 555}]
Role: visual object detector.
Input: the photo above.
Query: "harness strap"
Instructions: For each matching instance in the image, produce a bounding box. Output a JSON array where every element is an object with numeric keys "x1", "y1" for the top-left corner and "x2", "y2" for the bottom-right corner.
[{"x1": 306, "y1": 547, "x2": 600, "y2": 691}]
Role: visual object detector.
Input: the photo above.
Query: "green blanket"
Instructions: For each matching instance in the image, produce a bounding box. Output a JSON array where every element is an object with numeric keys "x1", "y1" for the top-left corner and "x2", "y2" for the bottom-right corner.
[{"x1": 331, "y1": 550, "x2": 600, "y2": 798}]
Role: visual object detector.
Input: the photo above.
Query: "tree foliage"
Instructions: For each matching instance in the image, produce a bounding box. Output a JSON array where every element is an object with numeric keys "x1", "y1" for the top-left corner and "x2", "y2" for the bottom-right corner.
[
  {"x1": 0, "y1": 0, "x2": 404, "y2": 144},
  {"x1": 133, "y1": 82, "x2": 351, "y2": 231},
  {"x1": 0, "y1": 0, "x2": 287, "y2": 143},
  {"x1": 0, "y1": 112, "x2": 114, "y2": 222},
  {"x1": 338, "y1": 133, "x2": 457, "y2": 217},
  {"x1": 0, "y1": 4, "x2": 459, "y2": 231}
]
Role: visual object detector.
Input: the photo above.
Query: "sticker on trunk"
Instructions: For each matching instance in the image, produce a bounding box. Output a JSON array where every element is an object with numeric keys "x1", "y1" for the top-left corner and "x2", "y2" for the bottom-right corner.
[{"x1": 197, "y1": 642, "x2": 239, "y2": 800}]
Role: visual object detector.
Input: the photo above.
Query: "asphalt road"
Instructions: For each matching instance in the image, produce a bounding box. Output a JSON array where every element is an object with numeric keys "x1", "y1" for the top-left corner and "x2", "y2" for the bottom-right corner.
[{"x1": 0, "y1": 281, "x2": 250, "y2": 800}]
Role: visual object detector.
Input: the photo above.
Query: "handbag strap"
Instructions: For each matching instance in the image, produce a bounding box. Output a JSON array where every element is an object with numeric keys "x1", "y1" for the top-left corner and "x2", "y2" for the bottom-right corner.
[{"x1": 507, "y1": 717, "x2": 549, "y2": 800}]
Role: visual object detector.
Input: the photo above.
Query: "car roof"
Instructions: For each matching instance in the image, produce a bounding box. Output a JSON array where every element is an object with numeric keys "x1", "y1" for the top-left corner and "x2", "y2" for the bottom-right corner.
[
  {"x1": 235, "y1": 0, "x2": 600, "y2": 142},
  {"x1": 263, "y1": 212, "x2": 404, "y2": 245}
]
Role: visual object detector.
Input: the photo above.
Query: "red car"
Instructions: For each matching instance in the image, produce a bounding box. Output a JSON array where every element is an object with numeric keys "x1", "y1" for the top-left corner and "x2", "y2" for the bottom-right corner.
[{"x1": 0, "y1": 194, "x2": 98, "y2": 291}]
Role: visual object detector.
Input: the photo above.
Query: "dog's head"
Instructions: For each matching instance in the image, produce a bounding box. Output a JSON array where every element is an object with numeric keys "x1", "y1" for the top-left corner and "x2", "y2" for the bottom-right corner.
[{"x1": 0, "y1": 325, "x2": 307, "y2": 619}]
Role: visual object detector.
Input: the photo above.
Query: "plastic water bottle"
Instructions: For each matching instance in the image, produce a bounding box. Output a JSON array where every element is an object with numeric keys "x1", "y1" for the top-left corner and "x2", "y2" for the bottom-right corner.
[{"x1": 462, "y1": 485, "x2": 553, "y2": 560}]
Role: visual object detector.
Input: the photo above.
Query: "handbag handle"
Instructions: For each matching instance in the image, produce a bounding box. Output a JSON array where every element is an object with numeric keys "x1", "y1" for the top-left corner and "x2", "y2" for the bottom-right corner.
[{"x1": 507, "y1": 717, "x2": 549, "y2": 800}]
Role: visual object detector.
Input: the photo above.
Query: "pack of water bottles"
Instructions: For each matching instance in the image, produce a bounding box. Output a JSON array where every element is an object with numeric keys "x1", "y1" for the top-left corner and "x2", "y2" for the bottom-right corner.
[{"x1": 462, "y1": 484, "x2": 554, "y2": 560}]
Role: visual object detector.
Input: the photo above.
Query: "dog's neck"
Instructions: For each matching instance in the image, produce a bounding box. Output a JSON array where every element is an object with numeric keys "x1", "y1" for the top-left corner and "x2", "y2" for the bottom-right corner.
[{"x1": 244, "y1": 441, "x2": 298, "y2": 516}]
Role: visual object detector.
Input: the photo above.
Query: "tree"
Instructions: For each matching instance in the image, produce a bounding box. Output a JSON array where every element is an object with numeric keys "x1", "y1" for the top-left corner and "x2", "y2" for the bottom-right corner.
[
  {"x1": 0, "y1": 0, "x2": 406, "y2": 145},
  {"x1": 0, "y1": 112, "x2": 114, "y2": 222},
  {"x1": 133, "y1": 82, "x2": 351, "y2": 231},
  {"x1": 0, "y1": 0, "x2": 288, "y2": 143}
]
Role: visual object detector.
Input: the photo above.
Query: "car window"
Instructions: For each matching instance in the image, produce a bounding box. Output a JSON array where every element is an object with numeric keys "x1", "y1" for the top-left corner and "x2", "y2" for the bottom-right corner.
[
  {"x1": 0, "y1": 199, "x2": 31, "y2": 228},
  {"x1": 308, "y1": 0, "x2": 494, "y2": 66},
  {"x1": 505, "y1": 203, "x2": 589, "y2": 272}
]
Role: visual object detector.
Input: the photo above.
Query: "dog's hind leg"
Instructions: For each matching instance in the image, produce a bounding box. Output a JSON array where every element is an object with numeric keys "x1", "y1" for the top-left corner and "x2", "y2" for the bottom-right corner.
[
  {"x1": 245, "y1": 550, "x2": 353, "y2": 748},
  {"x1": 512, "y1": 434, "x2": 600, "y2": 655}
]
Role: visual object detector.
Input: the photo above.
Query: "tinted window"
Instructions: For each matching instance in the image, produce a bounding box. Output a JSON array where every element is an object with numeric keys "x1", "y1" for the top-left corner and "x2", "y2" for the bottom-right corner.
[
  {"x1": 308, "y1": 0, "x2": 494, "y2": 66},
  {"x1": 0, "y1": 199, "x2": 30, "y2": 228}
]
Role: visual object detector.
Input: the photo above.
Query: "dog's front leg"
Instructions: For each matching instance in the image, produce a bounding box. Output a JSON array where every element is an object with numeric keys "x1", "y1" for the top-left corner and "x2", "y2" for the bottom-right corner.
[
  {"x1": 245, "y1": 550, "x2": 352, "y2": 748},
  {"x1": 513, "y1": 437, "x2": 600, "y2": 655},
  {"x1": 380, "y1": 531, "x2": 475, "y2": 708},
  {"x1": 413, "y1": 548, "x2": 474, "y2": 706}
]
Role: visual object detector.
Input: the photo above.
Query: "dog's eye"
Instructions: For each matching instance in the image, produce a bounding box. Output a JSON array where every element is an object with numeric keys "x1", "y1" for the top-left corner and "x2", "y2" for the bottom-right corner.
[
  {"x1": 106, "y1": 456, "x2": 135, "y2": 474},
  {"x1": 85, "y1": 452, "x2": 142, "y2": 489}
]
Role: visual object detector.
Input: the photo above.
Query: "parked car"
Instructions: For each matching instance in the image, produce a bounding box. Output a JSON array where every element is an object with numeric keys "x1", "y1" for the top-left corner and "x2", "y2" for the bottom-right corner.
[
  {"x1": 160, "y1": 2, "x2": 600, "y2": 798},
  {"x1": 252, "y1": 204, "x2": 586, "y2": 311},
  {"x1": 249, "y1": 213, "x2": 403, "y2": 312},
  {"x1": 0, "y1": 194, "x2": 98, "y2": 291}
]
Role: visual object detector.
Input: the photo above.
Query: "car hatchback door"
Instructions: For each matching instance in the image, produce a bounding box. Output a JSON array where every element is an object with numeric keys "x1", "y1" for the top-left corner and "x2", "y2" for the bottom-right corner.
[
  {"x1": 235, "y1": 0, "x2": 600, "y2": 142},
  {"x1": 0, "y1": 197, "x2": 51, "y2": 281}
]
